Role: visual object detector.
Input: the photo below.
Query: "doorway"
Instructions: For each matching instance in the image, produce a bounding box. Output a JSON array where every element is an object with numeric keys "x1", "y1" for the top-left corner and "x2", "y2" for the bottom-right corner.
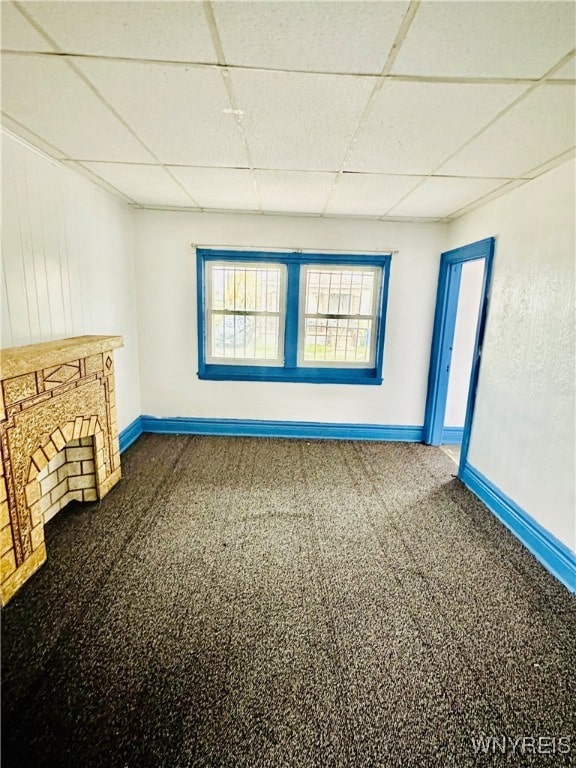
[{"x1": 423, "y1": 237, "x2": 495, "y2": 476}]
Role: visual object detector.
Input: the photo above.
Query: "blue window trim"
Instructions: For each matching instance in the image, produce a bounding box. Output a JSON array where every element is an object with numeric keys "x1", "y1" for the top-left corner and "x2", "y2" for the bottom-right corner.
[{"x1": 196, "y1": 249, "x2": 392, "y2": 385}]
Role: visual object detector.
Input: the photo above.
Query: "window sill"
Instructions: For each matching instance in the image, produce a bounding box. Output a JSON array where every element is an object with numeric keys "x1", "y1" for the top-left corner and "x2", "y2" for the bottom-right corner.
[{"x1": 198, "y1": 365, "x2": 382, "y2": 385}]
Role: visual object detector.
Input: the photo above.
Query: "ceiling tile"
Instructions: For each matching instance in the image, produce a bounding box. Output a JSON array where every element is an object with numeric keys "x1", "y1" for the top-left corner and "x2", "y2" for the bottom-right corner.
[
  {"x1": 391, "y1": 1, "x2": 576, "y2": 79},
  {"x1": 21, "y1": 1, "x2": 218, "y2": 62},
  {"x1": 255, "y1": 170, "x2": 335, "y2": 214},
  {"x1": 230, "y1": 70, "x2": 376, "y2": 171},
  {"x1": 439, "y1": 85, "x2": 576, "y2": 179},
  {"x1": 1, "y1": 1, "x2": 55, "y2": 52},
  {"x1": 170, "y1": 166, "x2": 259, "y2": 211},
  {"x1": 75, "y1": 59, "x2": 250, "y2": 167},
  {"x1": 213, "y1": 1, "x2": 408, "y2": 75},
  {"x1": 388, "y1": 177, "x2": 507, "y2": 218},
  {"x1": 325, "y1": 173, "x2": 422, "y2": 216},
  {"x1": 80, "y1": 163, "x2": 196, "y2": 207},
  {"x1": 345, "y1": 80, "x2": 526, "y2": 175},
  {"x1": 1, "y1": 54, "x2": 154, "y2": 162}
]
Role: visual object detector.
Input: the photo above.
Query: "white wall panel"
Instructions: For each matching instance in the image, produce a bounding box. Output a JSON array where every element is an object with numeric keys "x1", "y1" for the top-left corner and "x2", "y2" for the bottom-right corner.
[{"x1": 1, "y1": 131, "x2": 141, "y2": 430}]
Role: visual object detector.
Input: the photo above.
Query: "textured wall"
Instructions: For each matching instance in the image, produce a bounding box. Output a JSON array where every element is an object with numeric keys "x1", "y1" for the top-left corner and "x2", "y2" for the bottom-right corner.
[
  {"x1": 134, "y1": 210, "x2": 448, "y2": 426},
  {"x1": 448, "y1": 160, "x2": 576, "y2": 551},
  {"x1": 1, "y1": 131, "x2": 141, "y2": 430}
]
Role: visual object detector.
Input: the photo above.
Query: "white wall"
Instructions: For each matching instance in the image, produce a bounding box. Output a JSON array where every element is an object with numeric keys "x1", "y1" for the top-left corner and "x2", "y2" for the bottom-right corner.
[
  {"x1": 1, "y1": 132, "x2": 141, "y2": 430},
  {"x1": 444, "y1": 258, "x2": 484, "y2": 428},
  {"x1": 448, "y1": 159, "x2": 576, "y2": 552},
  {"x1": 134, "y1": 210, "x2": 447, "y2": 425}
]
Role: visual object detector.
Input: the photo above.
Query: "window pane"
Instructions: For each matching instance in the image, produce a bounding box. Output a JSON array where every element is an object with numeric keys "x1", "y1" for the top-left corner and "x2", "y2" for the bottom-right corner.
[
  {"x1": 207, "y1": 262, "x2": 284, "y2": 364},
  {"x1": 211, "y1": 265, "x2": 281, "y2": 312},
  {"x1": 304, "y1": 268, "x2": 375, "y2": 317},
  {"x1": 210, "y1": 313, "x2": 280, "y2": 360},
  {"x1": 303, "y1": 318, "x2": 373, "y2": 362}
]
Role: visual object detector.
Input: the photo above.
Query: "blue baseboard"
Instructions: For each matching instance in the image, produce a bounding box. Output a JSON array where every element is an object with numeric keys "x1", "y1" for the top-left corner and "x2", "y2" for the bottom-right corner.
[
  {"x1": 460, "y1": 462, "x2": 576, "y2": 593},
  {"x1": 119, "y1": 416, "x2": 143, "y2": 453},
  {"x1": 442, "y1": 427, "x2": 463, "y2": 444},
  {"x1": 140, "y1": 416, "x2": 423, "y2": 442}
]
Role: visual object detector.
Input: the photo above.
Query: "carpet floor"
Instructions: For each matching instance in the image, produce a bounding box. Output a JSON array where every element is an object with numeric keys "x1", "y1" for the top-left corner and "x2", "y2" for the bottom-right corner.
[{"x1": 2, "y1": 435, "x2": 575, "y2": 767}]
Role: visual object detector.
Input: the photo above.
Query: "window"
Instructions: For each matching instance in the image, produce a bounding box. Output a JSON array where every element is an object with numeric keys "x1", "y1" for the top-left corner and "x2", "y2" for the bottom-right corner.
[{"x1": 196, "y1": 249, "x2": 391, "y2": 384}]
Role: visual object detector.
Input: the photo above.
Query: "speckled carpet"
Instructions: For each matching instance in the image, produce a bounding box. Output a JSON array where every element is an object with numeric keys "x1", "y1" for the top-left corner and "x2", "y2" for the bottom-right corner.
[{"x1": 2, "y1": 435, "x2": 575, "y2": 767}]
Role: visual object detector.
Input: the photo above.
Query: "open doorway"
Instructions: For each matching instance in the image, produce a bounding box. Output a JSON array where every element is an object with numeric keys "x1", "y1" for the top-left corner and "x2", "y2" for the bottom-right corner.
[{"x1": 423, "y1": 237, "x2": 495, "y2": 475}]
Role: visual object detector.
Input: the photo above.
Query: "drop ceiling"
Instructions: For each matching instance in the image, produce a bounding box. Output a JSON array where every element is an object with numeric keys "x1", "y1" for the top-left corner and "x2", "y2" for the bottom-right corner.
[{"x1": 1, "y1": 1, "x2": 575, "y2": 222}]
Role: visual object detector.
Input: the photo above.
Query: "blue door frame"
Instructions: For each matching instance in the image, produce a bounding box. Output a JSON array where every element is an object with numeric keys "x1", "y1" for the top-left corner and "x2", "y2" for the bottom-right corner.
[{"x1": 423, "y1": 237, "x2": 495, "y2": 474}]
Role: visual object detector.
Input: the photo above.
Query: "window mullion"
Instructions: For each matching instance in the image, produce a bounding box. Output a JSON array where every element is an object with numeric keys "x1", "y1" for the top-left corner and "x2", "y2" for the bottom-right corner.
[{"x1": 284, "y1": 262, "x2": 300, "y2": 369}]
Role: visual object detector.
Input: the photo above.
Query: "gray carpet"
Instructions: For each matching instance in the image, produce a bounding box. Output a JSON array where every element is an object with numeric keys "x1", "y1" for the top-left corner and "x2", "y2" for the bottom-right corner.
[{"x1": 2, "y1": 435, "x2": 575, "y2": 767}]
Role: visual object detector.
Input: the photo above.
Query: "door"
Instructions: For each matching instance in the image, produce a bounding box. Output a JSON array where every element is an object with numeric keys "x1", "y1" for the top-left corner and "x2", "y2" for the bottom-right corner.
[{"x1": 423, "y1": 237, "x2": 495, "y2": 474}]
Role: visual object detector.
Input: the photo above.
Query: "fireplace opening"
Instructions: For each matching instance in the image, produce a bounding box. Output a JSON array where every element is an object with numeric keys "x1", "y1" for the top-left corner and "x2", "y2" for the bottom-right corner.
[{"x1": 36, "y1": 437, "x2": 97, "y2": 524}]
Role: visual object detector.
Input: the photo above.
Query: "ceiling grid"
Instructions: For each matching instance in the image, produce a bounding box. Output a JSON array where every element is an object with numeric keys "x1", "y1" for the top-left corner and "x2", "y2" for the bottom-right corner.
[{"x1": 1, "y1": 0, "x2": 574, "y2": 221}]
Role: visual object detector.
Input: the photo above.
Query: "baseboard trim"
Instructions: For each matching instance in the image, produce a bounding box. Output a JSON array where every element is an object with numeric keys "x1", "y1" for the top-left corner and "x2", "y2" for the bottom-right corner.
[
  {"x1": 119, "y1": 417, "x2": 143, "y2": 453},
  {"x1": 442, "y1": 427, "x2": 463, "y2": 444},
  {"x1": 460, "y1": 462, "x2": 576, "y2": 593},
  {"x1": 140, "y1": 416, "x2": 423, "y2": 442}
]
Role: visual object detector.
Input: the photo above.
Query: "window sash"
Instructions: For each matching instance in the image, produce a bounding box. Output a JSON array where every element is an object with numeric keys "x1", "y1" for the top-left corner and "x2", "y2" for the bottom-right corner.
[
  {"x1": 205, "y1": 261, "x2": 287, "y2": 365},
  {"x1": 297, "y1": 265, "x2": 382, "y2": 368}
]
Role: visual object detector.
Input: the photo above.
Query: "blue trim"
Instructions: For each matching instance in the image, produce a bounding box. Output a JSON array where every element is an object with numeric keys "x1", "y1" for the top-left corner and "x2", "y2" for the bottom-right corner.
[
  {"x1": 284, "y1": 262, "x2": 300, "y2": 369},
  {"x1": 196, "y1": 249, "x2": 391, "y2": 385},
  {"x1": 119, "y1": 417, "x2": 143, "y2": 453},
  {"x1": 423, "y1": 237, "x2": 495, "y2": 452},
  {"x1": 458, "y1": 240, "x2": 495, "y2": 475},
  {"x1": 423, "y1": 261, "x2": 462, "y2": 444},
  {"x1": 141, "y1": 416, "x2": 422, "y2": 442},
  {"x1": 197, "y1": 249, "x2": 392, "y2": 266},
  {"x1": 440, "y1": 238, "x2": 495, "y2": 264},
  {"x1": 375, "y1": 257, "x2": 391, "y2": 378},
  {"x1": 199, "y1": 366, "x2": 382, "y2": 384},
  {"x1": 442, "y1": 427, "x2": 463, "y2": 444},
  {"x1": 196, "y1": 250, "x2": 206, "y2": 378},
  {"x1": 460, "y1": 462, "x2": 576, "y2": 593}
]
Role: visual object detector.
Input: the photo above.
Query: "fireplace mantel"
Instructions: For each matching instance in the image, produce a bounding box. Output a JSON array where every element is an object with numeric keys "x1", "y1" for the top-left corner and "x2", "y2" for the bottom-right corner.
[
  {"x1": 1, "y1": 335, "x2": 123, "y2": 379},
  {"x1": 1, "y1": 335, "x2": 123, "y2": 604}
]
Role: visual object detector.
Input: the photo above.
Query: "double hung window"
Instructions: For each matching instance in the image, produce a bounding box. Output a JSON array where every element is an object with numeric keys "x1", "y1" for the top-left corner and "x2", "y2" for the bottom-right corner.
[{"x1": 197, "y1": 249, "x2": 391, "y2": 384}]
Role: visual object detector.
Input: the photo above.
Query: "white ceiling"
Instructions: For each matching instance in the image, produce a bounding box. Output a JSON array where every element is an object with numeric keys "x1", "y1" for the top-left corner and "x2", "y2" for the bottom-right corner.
[{"x1": 1, "y1": 1, "x2": 575, "y2": 222}]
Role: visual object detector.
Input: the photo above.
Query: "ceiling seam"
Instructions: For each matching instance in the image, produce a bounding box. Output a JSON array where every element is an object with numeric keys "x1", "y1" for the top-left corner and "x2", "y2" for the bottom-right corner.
[
  {"x1": 519, "y1": 145, "x2": 576, "y2": 179},
  {"x1": 423, "y1": 146, "x2": 576, "y2": 224},
  {"x1": 2, "y1": 124, "x2": 139, "y2": 205},
  {"x1": 380, "y1": 1, "x2": 422, "y2": 77},
  {"x1": 202, "y1": 0, "x2": 263, "y2": 214},
  {"x1": 70, "y1": 162, "x2": 141, "y2": 205},
  {"x1": 56, "y1": 160, "x2": 521, "y2": 183},
  {"x1": 11, "y1": 1, "x2": 205, "y2": 211},
  {"x1": 383, "y1": 47, "x2": 576, "y2": 217},
  {"x1": 320, "y1": 0, "x2": 421, "y2": 217},
  {"x1": 1, "y1": 111, "x2": 70, "y2": 159},
  {"x1": 129, "y1": 203, "x2": 439, "y2": 222},
  {"x1": 443, "y1": 180, "x2": 530, "y2": 222},
  {"x1": 4, "y1": 48, "x2": 559, "y2": 85}
]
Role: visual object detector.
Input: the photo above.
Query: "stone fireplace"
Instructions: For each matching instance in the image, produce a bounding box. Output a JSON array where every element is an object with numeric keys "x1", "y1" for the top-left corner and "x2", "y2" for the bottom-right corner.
[{"x1": 0, "y1": 335, "x2": 123, "y2": 605}]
